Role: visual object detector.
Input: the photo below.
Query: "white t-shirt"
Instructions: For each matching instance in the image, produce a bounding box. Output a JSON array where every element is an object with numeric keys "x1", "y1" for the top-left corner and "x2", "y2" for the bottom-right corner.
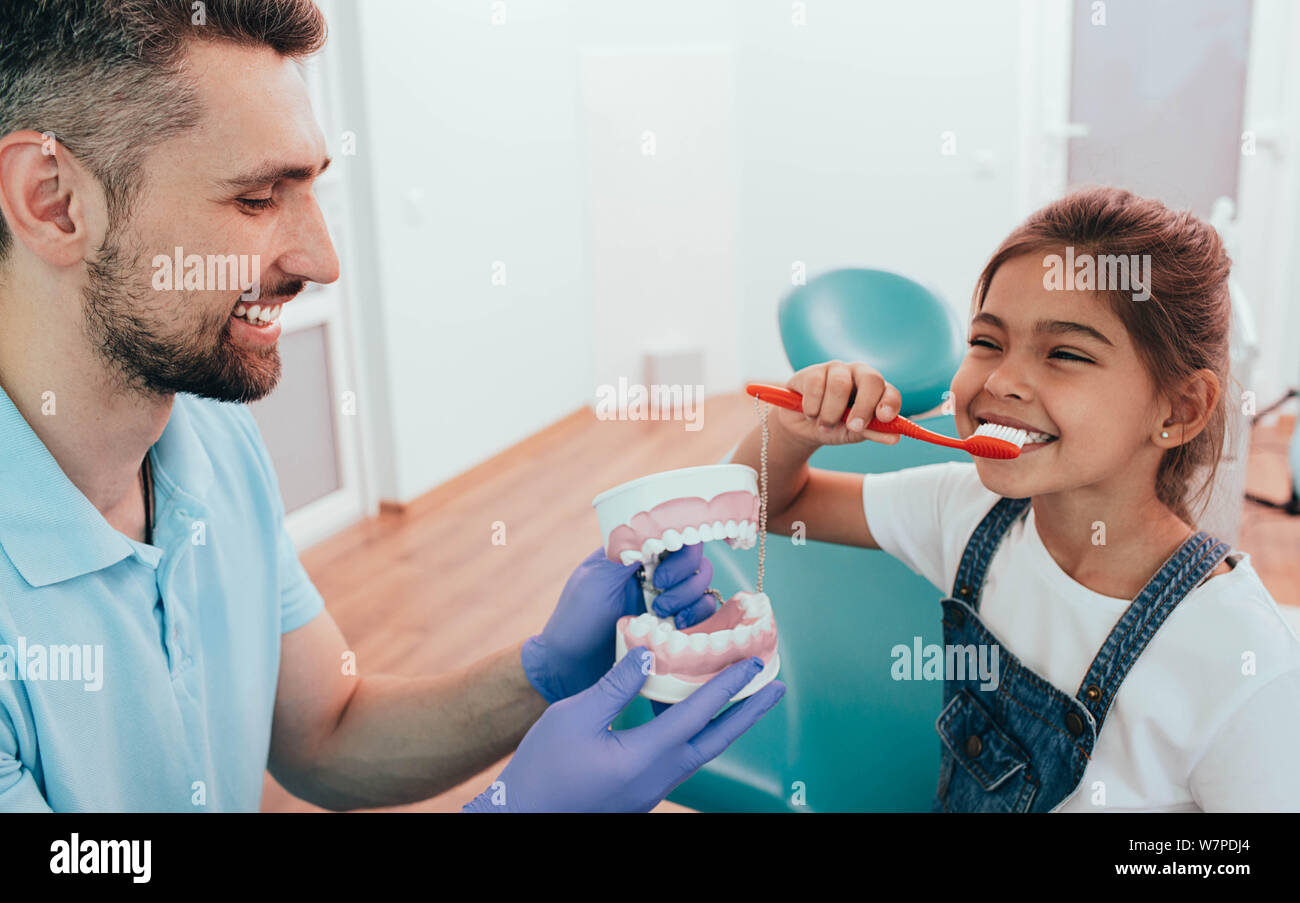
[{"x1": 862, "y1": 461, "x2": 1300, "y2": 812}]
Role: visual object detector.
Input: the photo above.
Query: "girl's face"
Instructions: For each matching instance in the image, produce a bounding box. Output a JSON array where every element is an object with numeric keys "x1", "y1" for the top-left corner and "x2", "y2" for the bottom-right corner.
[{"x1": 950, "y1": 253, "x2": 1165, "y2": 502}]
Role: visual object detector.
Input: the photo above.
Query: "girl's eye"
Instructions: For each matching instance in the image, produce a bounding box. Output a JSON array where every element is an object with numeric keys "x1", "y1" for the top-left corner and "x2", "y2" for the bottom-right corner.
[
  {"x1": 236, "y1": 197, "x2": 276, "y2": 212},
  {"x1": 1050, "y1": 349, "x2": 1093, "y2": 363},
  {"x1": 967, "y1": 338, "x2": 999, "y2": 350}
]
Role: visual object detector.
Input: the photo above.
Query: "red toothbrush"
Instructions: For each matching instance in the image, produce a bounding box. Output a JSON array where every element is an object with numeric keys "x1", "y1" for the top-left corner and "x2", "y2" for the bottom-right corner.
[{"x1": 744, "y1": 382, "x2": 1024, "y2": 460}]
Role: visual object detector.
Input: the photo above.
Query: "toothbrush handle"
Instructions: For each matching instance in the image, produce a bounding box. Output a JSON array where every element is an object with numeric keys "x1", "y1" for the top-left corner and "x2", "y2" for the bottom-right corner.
[{"x1": 744, "y1": 382, "x2": 966, "y2": 450}]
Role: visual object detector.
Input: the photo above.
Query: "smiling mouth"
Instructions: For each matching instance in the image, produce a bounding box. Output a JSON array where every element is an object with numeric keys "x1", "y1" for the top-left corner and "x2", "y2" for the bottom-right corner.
[{"x1": 976, "y1": 417, "x2": 1058, "y2": 445}]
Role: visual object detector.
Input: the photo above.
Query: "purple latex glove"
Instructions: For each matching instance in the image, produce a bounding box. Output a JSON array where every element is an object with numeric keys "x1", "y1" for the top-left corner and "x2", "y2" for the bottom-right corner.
[
  {"x1": 647, "y1": 541, "x2": 719, "y2": 628},
  {"x1": 464, "y1": 648, "x2": 786, "y2": 812},
  {"x1": 521, "y1": 544, "x2": 715, "y2": 703}
]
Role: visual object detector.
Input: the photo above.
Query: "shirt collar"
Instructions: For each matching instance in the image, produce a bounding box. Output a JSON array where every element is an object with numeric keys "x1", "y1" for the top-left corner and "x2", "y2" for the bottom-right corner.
[{"x1": 0, "y1": 383, "x2": 214, "y2": 588}]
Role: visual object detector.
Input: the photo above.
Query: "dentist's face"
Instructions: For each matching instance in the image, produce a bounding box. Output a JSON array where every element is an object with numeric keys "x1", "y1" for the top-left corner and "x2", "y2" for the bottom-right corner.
[
  {"x1": 84, "y1": 41, "x2": 339, "y2": 402},
  {"x1": 950, "y1": 252, "x2": 1164, "y2": 501}
]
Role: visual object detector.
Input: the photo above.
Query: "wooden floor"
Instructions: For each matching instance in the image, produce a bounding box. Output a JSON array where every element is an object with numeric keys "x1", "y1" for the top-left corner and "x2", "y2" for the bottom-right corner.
[{"x1": 260, "y1": 399, "x2": 1300, "y2": 812}]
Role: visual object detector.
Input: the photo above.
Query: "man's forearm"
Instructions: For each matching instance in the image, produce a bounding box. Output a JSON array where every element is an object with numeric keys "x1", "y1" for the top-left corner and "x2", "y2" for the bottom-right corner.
[{"x1": 291, "y1": 640, "x2": 549, "y2": 811}]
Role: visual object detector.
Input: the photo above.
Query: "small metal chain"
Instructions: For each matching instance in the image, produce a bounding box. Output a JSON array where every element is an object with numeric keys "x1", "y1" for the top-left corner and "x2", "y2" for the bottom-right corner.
[{"x1": 755, "y1": 396, "x2": 769, "y2": 593}]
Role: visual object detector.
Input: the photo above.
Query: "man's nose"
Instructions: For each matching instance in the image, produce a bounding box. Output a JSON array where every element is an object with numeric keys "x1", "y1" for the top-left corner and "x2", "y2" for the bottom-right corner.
[{"x1": 275, "y1": 194, "x2": 341, "y2": 287}]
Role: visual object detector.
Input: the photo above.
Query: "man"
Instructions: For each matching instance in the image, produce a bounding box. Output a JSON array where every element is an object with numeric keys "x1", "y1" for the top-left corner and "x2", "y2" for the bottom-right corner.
[{"x1": 0, "y1": 0, "x2": 784, "y2": 812}]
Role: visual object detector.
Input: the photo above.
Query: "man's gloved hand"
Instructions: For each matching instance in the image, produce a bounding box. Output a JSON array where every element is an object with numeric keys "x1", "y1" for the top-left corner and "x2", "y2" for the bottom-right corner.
[
  {"x1": 521, "y1": 544, "x2": 717, "y2": 703},
  {"x1": 464, "y1": 648, "x2": 785, "y2": 812}
]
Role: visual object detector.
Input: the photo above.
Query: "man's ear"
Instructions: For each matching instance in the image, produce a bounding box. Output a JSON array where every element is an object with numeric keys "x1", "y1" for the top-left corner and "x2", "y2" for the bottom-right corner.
[
  {"x1": 0, "y1": 130, "x2": 107, "y2": 267},
  {"x1": 1154, "y1": 369, "x2": 1220, "y2": 448}
]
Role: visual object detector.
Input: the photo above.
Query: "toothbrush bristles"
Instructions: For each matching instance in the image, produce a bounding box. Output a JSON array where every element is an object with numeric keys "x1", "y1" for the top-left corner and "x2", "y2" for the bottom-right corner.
[{"x1": 968, "y1": 422, "x2": 1027, "y2": 459}]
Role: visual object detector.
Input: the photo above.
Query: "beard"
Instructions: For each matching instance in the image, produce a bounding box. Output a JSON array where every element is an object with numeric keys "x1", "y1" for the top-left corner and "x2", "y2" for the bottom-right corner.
[{"x1": 81, "y1": 228, "x2": 297, "y2": 404}]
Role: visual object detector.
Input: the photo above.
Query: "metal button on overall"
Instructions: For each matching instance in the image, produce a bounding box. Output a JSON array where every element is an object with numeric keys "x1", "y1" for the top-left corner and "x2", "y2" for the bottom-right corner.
[
  {"x1": 1065, "y1": 712, "x2": 1084, "y2": 736},
  {"x1": 966, "y1": 735, "x2": 982, "y2": 757},
  {"x1": 1085, "y1": 685, "x2": 1101, "y2": 701}
]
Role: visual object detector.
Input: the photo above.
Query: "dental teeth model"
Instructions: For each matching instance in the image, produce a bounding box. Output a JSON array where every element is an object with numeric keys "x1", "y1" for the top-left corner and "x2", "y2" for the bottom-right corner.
[{"x1": 593, "y1": 428, "x2": 782, "y2": 703}]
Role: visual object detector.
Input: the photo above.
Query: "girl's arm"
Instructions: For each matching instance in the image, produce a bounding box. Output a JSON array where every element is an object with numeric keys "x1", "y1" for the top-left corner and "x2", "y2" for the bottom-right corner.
[{"x1": 731, "y1": 361, "x2": 902, "y2": 550}]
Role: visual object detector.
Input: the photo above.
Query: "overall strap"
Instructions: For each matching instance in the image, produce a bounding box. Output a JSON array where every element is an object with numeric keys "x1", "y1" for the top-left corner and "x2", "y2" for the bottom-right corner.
[
  {"x1": 1076, "y1": 531, "x2": 1231, "y2": 734},
  {"x1": 950, "y1": 496, "x2": 1032, "y2": 610}
]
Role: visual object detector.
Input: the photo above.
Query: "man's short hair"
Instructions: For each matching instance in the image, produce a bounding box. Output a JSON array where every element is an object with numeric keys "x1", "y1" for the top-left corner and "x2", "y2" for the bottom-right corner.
[{"x1": 0, "y1": 0, "x2": 327, "y2": 261}]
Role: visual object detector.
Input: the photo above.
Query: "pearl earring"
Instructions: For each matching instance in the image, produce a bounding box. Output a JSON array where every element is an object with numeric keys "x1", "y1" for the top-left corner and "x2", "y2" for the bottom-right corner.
[{"x1": 1161, "y1": 430, "x2": 1169, "y2": 439}]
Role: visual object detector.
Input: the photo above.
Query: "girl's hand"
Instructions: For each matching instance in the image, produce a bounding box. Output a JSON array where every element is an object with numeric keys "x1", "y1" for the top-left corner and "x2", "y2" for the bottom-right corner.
[{"x1": 777, "y1": 360, "x2": 903, "y2": 447}]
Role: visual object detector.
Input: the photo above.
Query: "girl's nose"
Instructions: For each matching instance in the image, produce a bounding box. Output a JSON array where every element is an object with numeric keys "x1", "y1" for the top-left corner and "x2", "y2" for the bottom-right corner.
[{"x1": 984, "y1": 358, "x2": 1034, "y2": 402}]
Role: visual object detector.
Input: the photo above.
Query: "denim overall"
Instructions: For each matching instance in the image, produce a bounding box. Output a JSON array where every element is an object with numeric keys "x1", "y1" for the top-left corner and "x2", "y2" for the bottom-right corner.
[{"x1": 932, "y1": 496, "x2": 1231, "y2": 813}]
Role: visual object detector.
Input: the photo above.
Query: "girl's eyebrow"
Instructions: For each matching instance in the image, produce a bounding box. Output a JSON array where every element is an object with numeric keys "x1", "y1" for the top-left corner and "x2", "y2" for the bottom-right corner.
[{"x1": 971, "y1": 311, "x2": 1113, "y2": 347}]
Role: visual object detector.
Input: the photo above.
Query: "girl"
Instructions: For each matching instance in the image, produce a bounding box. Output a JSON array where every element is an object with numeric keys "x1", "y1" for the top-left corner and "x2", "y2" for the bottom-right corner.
[{"x1": 730, "y1": 187, "x2": 1300, "y2": 812}]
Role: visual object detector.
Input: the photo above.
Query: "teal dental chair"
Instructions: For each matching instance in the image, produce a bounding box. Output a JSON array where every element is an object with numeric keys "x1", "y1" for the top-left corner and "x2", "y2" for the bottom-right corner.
[{"x1": 614, "y1": 268, "x2": 969, "y2": 812}]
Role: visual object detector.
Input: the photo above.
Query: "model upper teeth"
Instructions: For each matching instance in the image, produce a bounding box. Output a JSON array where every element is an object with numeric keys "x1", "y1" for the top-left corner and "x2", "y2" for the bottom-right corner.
[
  {"x1": 617, "y1": 519, "x2": 758, "y2": 565},
  {"x1": 232, "y1": 303, "x2": 282, "y2": 324}
]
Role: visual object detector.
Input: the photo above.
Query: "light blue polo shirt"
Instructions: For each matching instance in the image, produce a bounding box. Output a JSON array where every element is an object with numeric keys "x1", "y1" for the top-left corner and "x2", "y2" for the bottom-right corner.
[{"x1": 0, "y1": 383, "x2": 325, "y2": 811}]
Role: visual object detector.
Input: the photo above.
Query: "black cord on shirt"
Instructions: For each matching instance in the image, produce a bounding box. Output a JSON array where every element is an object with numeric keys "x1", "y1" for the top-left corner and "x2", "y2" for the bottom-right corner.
[{"x1": 142, "y1": 454, "x2": 153, "y2": 545}]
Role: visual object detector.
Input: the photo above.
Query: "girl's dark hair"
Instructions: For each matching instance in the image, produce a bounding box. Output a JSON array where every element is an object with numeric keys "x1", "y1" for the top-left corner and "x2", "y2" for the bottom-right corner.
[{"x1": 972, "y1": 186, "x2": 1233, "y2": 525}]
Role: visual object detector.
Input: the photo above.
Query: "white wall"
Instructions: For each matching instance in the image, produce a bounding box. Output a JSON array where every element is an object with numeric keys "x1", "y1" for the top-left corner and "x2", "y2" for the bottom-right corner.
[
  {"x1": 731, "y1": 0, "x2": 1030, "y2": 381},
  {"x1": 1236, "y1": 0, "x2": 1300, "y2": 410},
  {"x1": 349, "y1": 0, "x2": 593, "y2": 502}
]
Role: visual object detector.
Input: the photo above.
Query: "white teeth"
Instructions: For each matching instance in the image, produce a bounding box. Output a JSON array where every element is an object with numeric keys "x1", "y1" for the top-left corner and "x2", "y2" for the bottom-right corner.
[
  {"x1": 643, "y1": 519, "x2": 762, "y2": 552},
  {"x1": 667, "y1": 633, "x2": 688, "y2": 654},
  {"x1": 688, "y1": 634, "x2": 709, "y2": 653},
  {"x1": 651, "y1": 623, "x2": 673, "y2": 646},
  {"x1": 755, "y1": 615, "x2": 773, "y2": 634},
  {"x1": 733, "y1": 624, "x2": 753, "y2": 647},
  {"x1": 973, "y1": 421, "x2": 1058, "y2": 448},
  {"x1": 709, "y1": 631, "x2": 732, "y2": 652},
  {"x1": 741, "y1": 593, "x2": 771, "y2": 618},
  {"x1": 233, "y1": 302, "x2": 283, "y2": 324},
  {"x1": 619, "y1": 550, "x2": 642, "y2": 565},
  {"x1": 628, "y1": 615, "x2": 653, "y2": 638},
  {"x1": 974, "y1": 422, "x2": 1026, "y2": 447}
]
